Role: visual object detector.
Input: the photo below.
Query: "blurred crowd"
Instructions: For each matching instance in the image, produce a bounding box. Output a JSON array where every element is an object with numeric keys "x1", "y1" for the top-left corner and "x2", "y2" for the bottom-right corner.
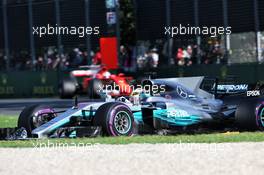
[
  {"x1": 0, "y1": 47, "x2": 95, "y2": 71},
  {"x1": 0, "y1": 39, "x2": 248, "y2": 71},
  {"x1": 136, "y1": 39, "x2": 226, "y2": 69},
  {"x1": 186, "y1": 40, "x2": 225, "y2": 65},
  {"x1": 0, "y1": 46, "x2": 138, "y2": 71}
]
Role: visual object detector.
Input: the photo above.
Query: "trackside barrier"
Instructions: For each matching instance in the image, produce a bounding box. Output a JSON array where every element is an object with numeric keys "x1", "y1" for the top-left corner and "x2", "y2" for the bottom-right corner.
[
  {"x1": 0, "y1": 71, "x2": 59, "y2": 98},
  {"x1": 133, "y1": 63, "x2": 264, "y2": 84},
  {"x1": 0, "y1": 64, "x2": 263, "y2": 98}
]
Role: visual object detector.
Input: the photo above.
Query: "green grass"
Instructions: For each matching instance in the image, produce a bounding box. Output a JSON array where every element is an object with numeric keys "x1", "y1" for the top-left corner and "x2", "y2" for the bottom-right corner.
[
  {"x1": 1, "y1": 132, "x2": 264, "y2": 148},
  {"x1": 1, "y1": 116, "x2": 264, "y2": 148},
  {"x1": 0, "y1": 115, "x2": 18, "y2": 128}
]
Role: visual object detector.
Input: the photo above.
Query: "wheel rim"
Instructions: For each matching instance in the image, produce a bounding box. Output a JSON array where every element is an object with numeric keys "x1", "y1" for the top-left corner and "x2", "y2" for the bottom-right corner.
[
  {"x1": 32, "y1": 110, "x2": 55, "y2": 128},
  {"x1": 113, "y1": 111, "x2": 131, "y2": 134},
  {"x1": 32, "y1": 114, "x2": 48, "y2": 128}
]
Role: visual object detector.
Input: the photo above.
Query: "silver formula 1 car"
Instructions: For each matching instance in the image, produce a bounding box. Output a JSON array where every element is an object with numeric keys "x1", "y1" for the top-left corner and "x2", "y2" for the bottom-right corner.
[{"x1": 1, "y1": 76, "x2": 264, "y2": 139}]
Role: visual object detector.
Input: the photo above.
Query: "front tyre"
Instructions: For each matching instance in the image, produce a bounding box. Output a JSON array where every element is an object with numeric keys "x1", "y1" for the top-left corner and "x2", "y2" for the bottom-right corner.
[
  {"x1": 93, "y1": 102, "x2": 134, "y2": 136},
  {"x1": 235, "y1": 98, "x2": 264, "y2": 130}
]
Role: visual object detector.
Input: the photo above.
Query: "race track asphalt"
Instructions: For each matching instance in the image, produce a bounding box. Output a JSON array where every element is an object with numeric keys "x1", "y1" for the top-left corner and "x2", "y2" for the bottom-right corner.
[
  {"x1": 0, "y1": 97, "x2": 102, "y2": 116},
  {"x1": 0, "y1": 142, "x2": 264, "y2": 175}
]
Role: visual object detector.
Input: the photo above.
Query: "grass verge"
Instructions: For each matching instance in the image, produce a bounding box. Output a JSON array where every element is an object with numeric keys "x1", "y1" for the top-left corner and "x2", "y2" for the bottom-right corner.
[
  {"x1": 1, "y1": 116, "x2": 264, "y2": 148},
  {"x1": 0, "y1": 115, "x2": 18, "y2": 128}
]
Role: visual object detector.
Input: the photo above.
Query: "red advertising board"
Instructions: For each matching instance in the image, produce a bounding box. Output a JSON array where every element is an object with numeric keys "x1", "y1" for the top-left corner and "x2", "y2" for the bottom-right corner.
[{"x1": 100, "y1": 37, "x2": 118, "y2": 69}]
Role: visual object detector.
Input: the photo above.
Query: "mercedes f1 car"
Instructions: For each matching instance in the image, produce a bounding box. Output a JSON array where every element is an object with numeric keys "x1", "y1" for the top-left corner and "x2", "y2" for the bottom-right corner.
[
  {"x1": 59, "y1": 65, "x2": 133, "y2": 99},
  {"x1": 1, "y1": 76, "x2": 264, "y2": 140}
]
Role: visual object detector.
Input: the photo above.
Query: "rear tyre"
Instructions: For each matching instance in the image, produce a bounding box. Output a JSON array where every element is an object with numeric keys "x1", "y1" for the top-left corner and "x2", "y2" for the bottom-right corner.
[
  {"x1": 59, "y1": 77, "x2": 77, "y2": 98},
  {"x1": 18, "y1": 105, "x2": 56, "y2": 137},
  {"x1": 235, "y1": 98, "x2": 264, "y2": 130},
  {"x1": 93, "y1": 102, "x2": 134, "y2": 136},
  {"x1": 87, "y1": 78, "x2": 103, "y2": 99}
]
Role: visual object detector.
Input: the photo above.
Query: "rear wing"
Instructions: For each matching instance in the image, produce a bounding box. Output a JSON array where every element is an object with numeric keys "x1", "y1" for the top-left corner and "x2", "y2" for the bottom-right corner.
[{"x1": 200, "y1": 76, "x2": 249, "y2": 97}]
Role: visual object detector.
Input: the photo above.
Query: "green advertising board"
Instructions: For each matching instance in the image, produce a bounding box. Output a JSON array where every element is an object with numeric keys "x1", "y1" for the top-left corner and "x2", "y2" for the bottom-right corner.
[
  {"x1": 0, "y1": 63, "x2": 263, "y2": 98},
  {"x1": 0, "y1": 71, "x2": 59, "y2": 98}
]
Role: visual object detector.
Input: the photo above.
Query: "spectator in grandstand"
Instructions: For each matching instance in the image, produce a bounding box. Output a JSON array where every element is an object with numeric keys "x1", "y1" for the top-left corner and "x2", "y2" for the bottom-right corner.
[
  {"x1": 144, "y1": 49, "x2": 159, "y2": 69},
  {"x1": 120, "y1": 45, "x2": 128, "y2": 68},
  {"x1": 176, "y1": 48, "x2": 185, "y2": 66},
  {"x1": 136, "y1": 54, "x2": 147, "y2": 69},
  {"x1": 51, "y1": 55, "x2": 61, "y2": 70},
  {"x1": 183, "y1": 45, "x2": 193, "y2": 66},
  {"x1": 59, "y1": 54, "x2": 70, "y2": 70},
  {"x1": 144, "y1": 51, "x2": 152, "y2": 68},
  {"x1": 80, "y1": 51, "x2": 88, "y2": 65},
  {"x1": 211, "y1": 41, "x2": 223, "y2": 64},
  {"x1": 46, "y1": 57, "x2": 53, "y2": 70},
  {"x1": 150, "y1": 48, "x2": 159, "y2": 68},
  {"x1": 121, "y1": 45, "x2": 135, "y2": 71},
  {"x1": 72, "y1": 48, "x2": 83, "y2": 67},
  {"x1": 35, "y1": 56, "x2": 44, "y2": 71},
  {"x1": 201, "y1": 40, "x2": 221, "y2": 64}
]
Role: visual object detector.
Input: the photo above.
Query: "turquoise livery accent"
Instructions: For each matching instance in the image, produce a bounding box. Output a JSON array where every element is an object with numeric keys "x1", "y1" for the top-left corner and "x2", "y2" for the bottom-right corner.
[
  {"x1": 153, "y1": 108, "x2": 201, "y2": 126},
  {"x1": 133, "y1": 111, "x2": 144, "y2": 122},
  {"x1": 69, "y1": 131, "x2": 77, "y2": 138}
]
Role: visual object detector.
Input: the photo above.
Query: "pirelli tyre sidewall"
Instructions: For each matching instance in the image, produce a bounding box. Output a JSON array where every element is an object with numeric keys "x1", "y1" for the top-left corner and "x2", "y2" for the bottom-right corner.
[
  {"x1": 235, "y1": 98, "x2": 264, "y2": 131},
  {"x1": 93, "y1": 102, "x2": 134, "y2": 136}
]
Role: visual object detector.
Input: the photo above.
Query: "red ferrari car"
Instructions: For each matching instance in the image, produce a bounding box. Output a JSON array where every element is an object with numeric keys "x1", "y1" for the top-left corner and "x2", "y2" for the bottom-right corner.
[{"x1": 59, "y1": 65, "x2": 133, "y2": 98}]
